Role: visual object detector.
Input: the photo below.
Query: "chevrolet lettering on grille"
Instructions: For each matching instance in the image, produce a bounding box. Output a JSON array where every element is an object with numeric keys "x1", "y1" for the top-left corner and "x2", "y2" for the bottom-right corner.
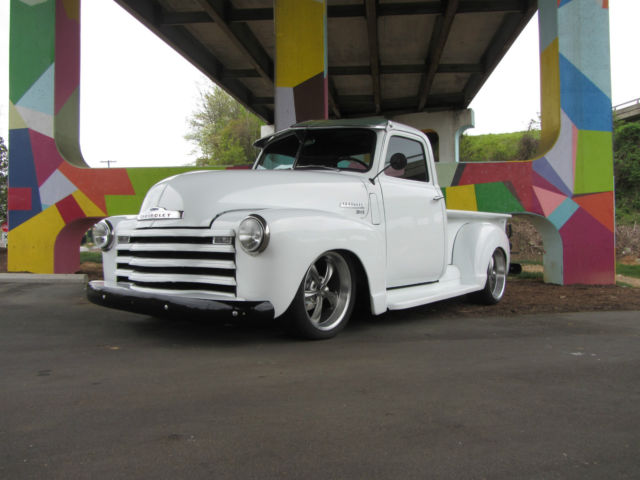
[{"x1": 137, "y1": 207, "x2": 183, "y2": 221}]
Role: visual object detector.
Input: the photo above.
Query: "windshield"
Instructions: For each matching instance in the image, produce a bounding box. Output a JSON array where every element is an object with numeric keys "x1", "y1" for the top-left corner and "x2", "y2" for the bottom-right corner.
[{"x1": 255, "y1": 128, "x2": 377, "y2": 172}]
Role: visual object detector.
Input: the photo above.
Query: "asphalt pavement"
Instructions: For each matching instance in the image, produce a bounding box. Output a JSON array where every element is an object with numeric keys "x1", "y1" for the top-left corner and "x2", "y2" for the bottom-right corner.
[{"x1": 1, "y1": 280, "x2": 639, "y2": 479}]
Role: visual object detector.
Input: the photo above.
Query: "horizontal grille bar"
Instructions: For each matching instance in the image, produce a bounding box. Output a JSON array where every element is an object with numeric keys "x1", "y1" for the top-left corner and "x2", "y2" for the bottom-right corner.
[
  {"x1": 131, "y1": 283, "x2": 236, "y2": 296},
  {"x1": 116, "y1": 227, "x2": 237, "y2": 298}
]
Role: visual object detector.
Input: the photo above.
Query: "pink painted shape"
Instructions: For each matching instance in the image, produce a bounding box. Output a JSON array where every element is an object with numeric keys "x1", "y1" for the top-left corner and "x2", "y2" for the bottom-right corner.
[
  {"x1": 30, "y1": 130, "x2": 64, "y2": 185},
  {"x1": 560, "y1": 207, "x2": 615, "y2": 284},
  {"x1": 532, "y1": 186, "x2": 566, "y2": 217},
  {"x1": 54, "y1": 0, "x2": 80, "y2": 114},
  {"x1": 54, "y1": 217, "x2": 102, "y2": 274},
  {"x1": 571, "y1": 120, "x2": 578, "y2": 180}
]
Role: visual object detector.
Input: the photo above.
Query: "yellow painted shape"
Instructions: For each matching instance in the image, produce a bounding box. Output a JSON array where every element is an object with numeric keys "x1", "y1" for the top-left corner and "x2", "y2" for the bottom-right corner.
[
  {"x1": 275, "y1": 0, "x2": 326, "y2": 87},
  {"x1": 62, "y1": 0, "x2": 80, "y2": 21},
  {"x1": 72, "y1": 190, "x2": 105, "y2": 217},
  {"x1": 539, "y1": 38, "x2": 560, "y2": 156},
  {"x1": 8, "y1": 207, "x2": 65, "y2": 273},
  {"x1": 9, "y1": 101, "x2": 27, "y2": 130},
  {"x1": 445, "y1": 185, "x2": 478, "y2": 211}
]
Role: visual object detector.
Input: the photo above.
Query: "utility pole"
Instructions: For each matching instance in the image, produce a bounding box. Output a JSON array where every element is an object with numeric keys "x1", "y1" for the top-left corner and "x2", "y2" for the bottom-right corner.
[{"x1": 100, "y1": 160, "x2": 117, "y2": 168}]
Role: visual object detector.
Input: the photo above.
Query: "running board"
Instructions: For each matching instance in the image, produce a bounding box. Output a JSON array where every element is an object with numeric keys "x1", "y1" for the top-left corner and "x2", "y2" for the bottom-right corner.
[{"x1": 386, "y1": 266, "x2": 482, "y2": 310}]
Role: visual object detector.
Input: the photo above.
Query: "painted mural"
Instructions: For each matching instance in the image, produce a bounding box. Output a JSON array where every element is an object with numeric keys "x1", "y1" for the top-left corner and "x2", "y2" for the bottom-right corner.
[
  {"x1": 8, "y1": 0, "x2": 217, "y2": 274},
  {"x1": 274, "y1": 0, "x2": 327, "y2": 131},
  {"x1": 8, "y1": 0, "x2": 615, "y2": 285},
  {"x1": 436, "y1": 0, "x2": 614, "y2": 285}
]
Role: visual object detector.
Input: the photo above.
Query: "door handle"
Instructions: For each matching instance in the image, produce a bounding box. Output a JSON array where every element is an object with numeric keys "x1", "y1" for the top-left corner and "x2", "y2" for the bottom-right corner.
[{"x1": 432, "y1": 195, "x2": 444, "y2": 201}]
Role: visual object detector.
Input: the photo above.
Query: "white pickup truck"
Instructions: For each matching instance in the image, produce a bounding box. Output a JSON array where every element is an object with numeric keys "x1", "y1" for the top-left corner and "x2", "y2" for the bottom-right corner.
[{"x1": 87, "y1": 119, "x2": 510, "y2": 339}]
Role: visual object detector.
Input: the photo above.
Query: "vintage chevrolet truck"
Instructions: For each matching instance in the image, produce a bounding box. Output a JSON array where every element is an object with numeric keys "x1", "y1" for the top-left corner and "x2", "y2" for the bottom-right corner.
[{"x1": 87, "y1": 119, "x2": 510, "y2": 339}]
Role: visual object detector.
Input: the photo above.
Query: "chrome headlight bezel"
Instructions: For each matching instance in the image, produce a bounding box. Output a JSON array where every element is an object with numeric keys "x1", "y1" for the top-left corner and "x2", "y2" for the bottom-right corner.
[
  {"x1": 92, "y1": 220, "x2": 114, "y2": 251},
  {"x1": 238, "y1": 214, "x2": 269, "y2": 254}
]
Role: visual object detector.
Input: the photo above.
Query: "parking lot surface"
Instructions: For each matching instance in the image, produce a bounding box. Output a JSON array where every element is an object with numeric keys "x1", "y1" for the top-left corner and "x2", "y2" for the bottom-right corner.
[{"x1": 1, "y1": 281, "x2": 639, "y2": 479}]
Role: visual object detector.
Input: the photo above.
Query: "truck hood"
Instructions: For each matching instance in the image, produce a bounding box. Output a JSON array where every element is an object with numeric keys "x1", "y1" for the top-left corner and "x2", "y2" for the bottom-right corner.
[{"x1": 136, "y1": 170, "x2": 371, "y2": 228}]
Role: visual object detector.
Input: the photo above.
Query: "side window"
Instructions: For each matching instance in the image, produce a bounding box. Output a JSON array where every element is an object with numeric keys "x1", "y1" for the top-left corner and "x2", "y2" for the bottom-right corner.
[{"x1": 384, "y1": 136, "x2": 429, "y2": 182}]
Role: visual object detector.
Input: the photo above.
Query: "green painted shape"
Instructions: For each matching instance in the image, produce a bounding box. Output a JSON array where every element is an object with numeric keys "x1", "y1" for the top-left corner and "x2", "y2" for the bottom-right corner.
[
  {"x1": 105, "y1": 167, "x2": 224, "y2": 215},
  {"x1": 574, "y1": 130, "x2": 614, "y2": 195},
  {"x1": 435, "y1": 163, "x2": 459, "y2": 187},
  {"x1": 10, "y1": 0, "x2": 55, "y2": 103},
  {"x1": 55, "y1": 89, "x2": 88, "y2": 167},
  {"x1": 474, "y1": 182, "x2": 524, "y2": 213}
]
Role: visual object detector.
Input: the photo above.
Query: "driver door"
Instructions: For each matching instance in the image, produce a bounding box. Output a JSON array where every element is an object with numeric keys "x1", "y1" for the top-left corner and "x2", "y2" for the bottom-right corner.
[{"x1": 379, "y1": 134, "x2": 446, "y2": 288}]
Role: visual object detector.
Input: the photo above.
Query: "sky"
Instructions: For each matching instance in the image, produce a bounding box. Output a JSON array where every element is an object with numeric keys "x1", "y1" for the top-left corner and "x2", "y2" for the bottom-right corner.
[{"x1": 1, "y1": 0, "x2": 639, "y2": 168}]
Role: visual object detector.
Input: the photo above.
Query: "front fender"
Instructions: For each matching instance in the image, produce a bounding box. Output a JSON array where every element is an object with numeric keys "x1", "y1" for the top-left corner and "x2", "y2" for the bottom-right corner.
[
  {"x1": 451, "y1": 222, "x2": 510, "y2": 287},
  {"x1": 215, "y1": 209, "x2": 386, "y2": 317}
]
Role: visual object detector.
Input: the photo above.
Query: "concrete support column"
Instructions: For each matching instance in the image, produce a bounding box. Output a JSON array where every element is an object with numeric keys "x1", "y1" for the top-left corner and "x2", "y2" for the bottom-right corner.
[
  {"x1": 274, "y1": 0, "x2": 328, "y2": 131},
  {"x1": 436, "y1": 0, "x2": 615, "y2": 285},
  {"x1": 7, "y1": 0, "x2": 202, "y2": 273},
  {"x1": 392, "y1": 109, "x2": 474, "y2": 163}
]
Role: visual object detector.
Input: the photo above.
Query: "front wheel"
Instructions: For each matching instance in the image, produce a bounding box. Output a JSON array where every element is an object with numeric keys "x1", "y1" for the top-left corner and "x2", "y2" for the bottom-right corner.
[
  {"x1": 472, "y1": 248, "x2": 507, "y2": 305},
  {"x1": 285, "y1": 252, "x2": 356, "y2": 340}
]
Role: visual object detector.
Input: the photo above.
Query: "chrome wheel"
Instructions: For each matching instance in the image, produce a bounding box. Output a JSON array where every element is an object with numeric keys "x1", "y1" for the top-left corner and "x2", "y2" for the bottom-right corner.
[
  {"x1": 487, "y1": 248, "x2": 507, "y2": 301},
  {"x1": 302, "y1": 252, "x2": 353, "y2": 332}
]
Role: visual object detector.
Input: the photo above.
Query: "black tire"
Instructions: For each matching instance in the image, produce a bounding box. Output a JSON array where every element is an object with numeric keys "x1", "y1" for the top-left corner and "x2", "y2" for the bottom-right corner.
[
  {"x1": 472, "y1": 248, "x2": 507, "y2": 305},
  {"x1": 285, "y1": 251, "x2": 356, "y2": 340}
]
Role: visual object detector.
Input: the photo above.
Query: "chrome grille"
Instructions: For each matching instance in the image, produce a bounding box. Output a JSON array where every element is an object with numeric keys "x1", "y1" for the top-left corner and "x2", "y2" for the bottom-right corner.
[{"x1": 116, "y1": 228, "x2": 236, "y2": 298}]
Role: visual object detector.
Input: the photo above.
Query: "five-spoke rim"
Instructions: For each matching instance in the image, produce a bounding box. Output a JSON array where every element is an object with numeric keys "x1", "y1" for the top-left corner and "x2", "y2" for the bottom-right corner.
[
  {"x1": 487, "y1": 249, "x2": 507, "y2": 300},
  {"x1": 303, "y1": 252, "x2": 352, "y2": 331}
]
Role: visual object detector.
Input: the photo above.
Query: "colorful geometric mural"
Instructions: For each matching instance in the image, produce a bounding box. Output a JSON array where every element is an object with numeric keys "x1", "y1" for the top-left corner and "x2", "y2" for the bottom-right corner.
[
  {"x1": 274, "y1": 0, "x2": 328, "y2": 131},
  {"x1": 8, "y1": 0, "x2": 615, "y2": 285},
  {"x1": 8, "y1": 0, "x2": 213, "y2": 274},
  {"x1": 437, "y1": 0, "x2": 615, "y2": 284}
]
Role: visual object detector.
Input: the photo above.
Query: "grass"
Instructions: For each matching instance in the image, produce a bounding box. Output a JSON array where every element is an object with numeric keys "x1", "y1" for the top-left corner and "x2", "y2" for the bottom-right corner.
[
  {"x1": 617, "y1": 263, "x2": 640, "y2": 279},
  {"x1": 80, "y1": 251, "x2": 102, "y2": 263}
]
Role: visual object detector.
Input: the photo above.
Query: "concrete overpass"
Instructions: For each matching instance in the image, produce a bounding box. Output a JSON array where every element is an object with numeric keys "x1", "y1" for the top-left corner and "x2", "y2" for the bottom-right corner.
[{"x1": 614, "y1": 98, "x2": 640, "y2": 123}]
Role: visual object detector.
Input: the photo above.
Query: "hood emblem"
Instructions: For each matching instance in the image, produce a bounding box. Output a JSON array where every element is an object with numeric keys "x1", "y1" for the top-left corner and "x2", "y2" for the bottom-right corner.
[{"x1": 138, "y1": 207, "x2": 183, "y2": 221}]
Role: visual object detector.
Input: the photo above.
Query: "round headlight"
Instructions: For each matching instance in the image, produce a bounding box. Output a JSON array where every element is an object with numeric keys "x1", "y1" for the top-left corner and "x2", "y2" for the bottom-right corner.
[
  {"x1": 238, "y1": 215, "x2": 269, "y2": 254},
  {"x1": 92, "y1": 220, "x2": 114, "y2": 251}
]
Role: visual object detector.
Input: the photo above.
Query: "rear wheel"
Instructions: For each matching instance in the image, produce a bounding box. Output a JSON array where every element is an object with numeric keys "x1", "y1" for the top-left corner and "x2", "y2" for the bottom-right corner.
[
  {"x1": 285, "y1": 251, "x2": 356, "y2": 339},
  {"x1": 473, "y1": 248, "x2": 507, "y2": 305}
]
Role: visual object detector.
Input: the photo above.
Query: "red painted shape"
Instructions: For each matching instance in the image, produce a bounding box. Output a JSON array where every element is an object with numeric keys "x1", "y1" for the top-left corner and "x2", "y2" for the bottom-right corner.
[
  {"x1": 573, "y1": 191, "x2": 614, "y2": 232},
  {"x1": 56, "y1": 194, "x2": 85, "y2": 224},
  {"x1": 560, "y1": 207, "x2": 615, "y2": 284},
  {"x1": 58, "y1": 162, "x2": 135, "y2": 212},
  {"x1": 458, "y1": 161, "x2": 535, "y2": 211},
  {"x1": 55, "y1": 0, "x2": 80, "y2": 114},
  {"x1": 30, "y1": 130, "x2": 65, "y2": 185},
  {"x1": 8, "y1": 188, "x2": 32, "y2": 210},
  {"x1": 54, "y1": 217, "x2": 102, "y2": 273}
]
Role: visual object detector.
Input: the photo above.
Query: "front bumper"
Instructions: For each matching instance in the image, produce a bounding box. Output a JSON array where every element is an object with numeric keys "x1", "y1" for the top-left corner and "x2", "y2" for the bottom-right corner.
[{"x1": 86, "y1": 281, "x2": 275, "y2": 320}]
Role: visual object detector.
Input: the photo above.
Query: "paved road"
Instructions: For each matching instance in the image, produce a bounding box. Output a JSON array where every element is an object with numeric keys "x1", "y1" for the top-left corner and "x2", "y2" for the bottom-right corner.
[{"x1": 1, "y1": 281, "x2": 639, "y2": 479}]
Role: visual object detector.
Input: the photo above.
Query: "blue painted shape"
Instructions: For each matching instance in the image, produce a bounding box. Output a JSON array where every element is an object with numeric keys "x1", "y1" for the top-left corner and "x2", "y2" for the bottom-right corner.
[
  {"x1": 532, "y1": 157, "x2": 572, "y2": 196},
  {"x1": 559, "y1": 54, "x2": 612, "y2": 132},
  {"x1": 558, "y1": 0, "x2": 575, "y2": 7},
  {"x1": 8, "y1": 128, "x2": 43, "y2": 229},
  {"x1": 15, "y1": 64, "x2": 54, "y2": 115},
  {"x1": 548, "y1": 197, "x2": 579, "y2": 230}
]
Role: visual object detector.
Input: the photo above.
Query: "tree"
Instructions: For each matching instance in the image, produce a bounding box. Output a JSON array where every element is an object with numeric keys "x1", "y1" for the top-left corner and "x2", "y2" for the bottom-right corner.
[
  {"x1": 0, "y1": 136, "x2": 7, "y2": 224},
  {"x1": 185, "y1": 86, "x2": 265, "y2": 166},
  {"x1": 613, "y1": 120, "x2": 640, "y2": 223}
]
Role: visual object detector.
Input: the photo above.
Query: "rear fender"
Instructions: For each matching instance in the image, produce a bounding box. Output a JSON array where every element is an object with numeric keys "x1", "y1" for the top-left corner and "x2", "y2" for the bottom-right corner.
[{"x1": 451, "y1": 222, "x2": 510, "y2": 287}]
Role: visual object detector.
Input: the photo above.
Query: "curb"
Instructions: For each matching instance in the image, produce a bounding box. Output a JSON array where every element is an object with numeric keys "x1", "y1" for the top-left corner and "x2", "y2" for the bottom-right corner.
[{"x1": 0, "y1": 273, "x2": 88, "y2": 284}]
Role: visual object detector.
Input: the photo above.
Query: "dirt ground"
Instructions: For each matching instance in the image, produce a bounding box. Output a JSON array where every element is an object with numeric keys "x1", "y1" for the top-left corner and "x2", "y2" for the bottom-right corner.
[{"x1": 1, "y1": 245, "x2": 639, "y2": 318}]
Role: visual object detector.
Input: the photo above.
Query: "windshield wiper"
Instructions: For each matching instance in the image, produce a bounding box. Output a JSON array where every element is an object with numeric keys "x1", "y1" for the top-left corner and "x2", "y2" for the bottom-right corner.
[{"x1": 295, "y1": 165, "x2": 340, "y2": 171}]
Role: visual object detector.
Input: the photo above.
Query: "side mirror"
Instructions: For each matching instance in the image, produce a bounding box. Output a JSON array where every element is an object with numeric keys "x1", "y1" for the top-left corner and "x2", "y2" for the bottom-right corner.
[
  {"x1": 389, "y1": 152, "x2": 407, "y2": 171},
  {"x1": 369, "y1": 152, "x2": 408, "y2": 185}
]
